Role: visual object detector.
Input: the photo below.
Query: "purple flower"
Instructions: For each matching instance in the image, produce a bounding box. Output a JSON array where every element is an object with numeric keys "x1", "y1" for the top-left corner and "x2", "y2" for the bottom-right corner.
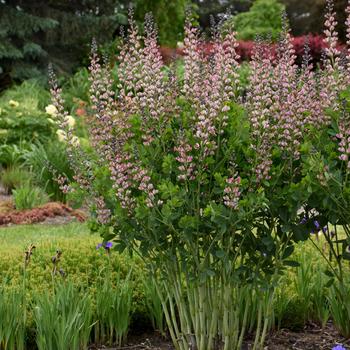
[
  {"x1": 322, "y1": 226, "x2": 328, "y2": 234},
  {"x1": 332, "y1": 345, "x2": 346, "y2": 350},
  {"x1": 314, "y1": 220, "x2": 320, "y2": 230},
  {"x1": 96, "y1": 242, "x2": 113, "y2": 251}
]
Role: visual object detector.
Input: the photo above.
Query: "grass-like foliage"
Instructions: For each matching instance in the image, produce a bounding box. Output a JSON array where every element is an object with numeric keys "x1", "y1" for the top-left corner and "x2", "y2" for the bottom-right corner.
[
  {"x1": 94, "y1": 272, "x2": 133, "y2": 346},
  {"x1": 143, "y1": 277, "x2": 166, "y2": 337},
  {"x1": 13, "y1": 183, "x2": 49, "y2": 210},
  {"x1": 0, "y1": 166, "x2": 33, "y2": 194},
  {"x1": 0, "y1": 288, "x2": 25, "y2": 350},
  {"x1": 23, "y1": 142, "x2": 74, "y2": 202},
  {"x1": 33, "y1": 282, "x2": 92, "y2": 350}
]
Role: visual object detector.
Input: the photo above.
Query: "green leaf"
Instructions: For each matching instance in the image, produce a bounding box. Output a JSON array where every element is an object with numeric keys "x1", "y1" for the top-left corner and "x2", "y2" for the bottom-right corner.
[
  {"x1": 282, "y1": 245, "x2": 294, "y2": 259},
  {"x1": 324, "y1": 269, "x2": 334, "y2": 278},
  {"x1": 215, "y1": 250, "x2": 225, "y2": 258},
  {"x1": 283, "y1": 260, "x2": 300, "y2": 268},
  {"x1": 325, "y1": 278, "x2": 335, "y2": 288}
]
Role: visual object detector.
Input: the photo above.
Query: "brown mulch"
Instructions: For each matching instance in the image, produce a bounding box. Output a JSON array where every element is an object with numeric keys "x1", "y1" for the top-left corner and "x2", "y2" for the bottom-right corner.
[
  {"x1": 0, "y1": 201, "x2": 86, "y2": 226},
  {"x1": 261, "y1": 322, "x2": 349, "y2": 349},
  {"x1": 88, "y1": 324, "x2": 349, "y2": 350},
  {"x1": 88, "y1": 333, "x2": 174, "y2": 350}
]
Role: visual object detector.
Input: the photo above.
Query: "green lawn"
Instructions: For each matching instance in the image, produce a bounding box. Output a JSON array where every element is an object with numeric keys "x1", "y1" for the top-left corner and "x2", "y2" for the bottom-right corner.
[{"x1": 0, "y1": 222, "x2": 93, "y2": 249}]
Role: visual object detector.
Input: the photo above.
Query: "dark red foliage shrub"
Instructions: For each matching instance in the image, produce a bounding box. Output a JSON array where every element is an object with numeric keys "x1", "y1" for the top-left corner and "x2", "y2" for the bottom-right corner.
[
  {"x1": 0, "y1": 202, "x2": 86, "y2": 225},
  {"x1": 160, "y1": 35, "x2": 346, "y2": 66},
  {"x1": 236, "y1": 40, "x2": 254, "y2": 61},
  {"x1": 292, "y1": 35, "x2": 345, "y2": 66}
]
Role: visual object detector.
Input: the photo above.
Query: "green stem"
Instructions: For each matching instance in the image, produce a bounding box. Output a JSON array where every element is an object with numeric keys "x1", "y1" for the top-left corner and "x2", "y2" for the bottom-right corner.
[
  {"x1": 260, "y1": 290, "x2": 274, "y2": 348},
  {"x1": 154, "y1": 279, "x2": 182, "y2": 350},
  {"x1": 198, "y1": 283, "x2": 206, "y2": 350},
  {"x1": 253, "y1": 300, "x2": 263, "y2": 350},
  {"x1": 237, "y1": 291, "x2": 250, "y2": 350}
]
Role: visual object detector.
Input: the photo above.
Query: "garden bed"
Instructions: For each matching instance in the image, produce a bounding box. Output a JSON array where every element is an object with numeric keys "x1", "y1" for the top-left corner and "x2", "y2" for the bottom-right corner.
[
  {"x1": 89, "y1": 323, "x2": 349, "y2": 350},
  {"x1": 0, "y1": 200, "x2": 86, "y2": 225},
  {"x1": 261, "y1": 323, "x2": 348, "y2": 350}
]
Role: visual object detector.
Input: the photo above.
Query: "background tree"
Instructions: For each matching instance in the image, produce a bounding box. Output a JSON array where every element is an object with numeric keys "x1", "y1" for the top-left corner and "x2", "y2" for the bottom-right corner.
[
  {"x1": 134, "y1": 0, "x2": 190, "y2": 46},
  {"x1": 282, "y1": 0, "x2": 348, "y2": 41},
  {"x1": 0, "y1": 2, "x2": 57, "y2": 88},
  {"x1": 0, "y1": 0, "x2": 129, "y2": 89},
  {"x1": 0, "y1": 0, "x2": 196, "y2": 88},
  {"x1": 226, "y1": 0, "x2": 285, "y2": 40},
  {"x1": 192, "y1": 0, "x2": 251, "y2": 30}
]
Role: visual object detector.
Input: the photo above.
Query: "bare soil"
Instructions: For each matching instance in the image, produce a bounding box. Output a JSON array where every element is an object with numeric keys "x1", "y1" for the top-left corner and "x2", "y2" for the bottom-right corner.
[
  {"x1": 88, "y1": 323, "x2": 349, "y2": 349},
  {"x1": 262, "y1": 322, "x2": 349, "y2": 349}
]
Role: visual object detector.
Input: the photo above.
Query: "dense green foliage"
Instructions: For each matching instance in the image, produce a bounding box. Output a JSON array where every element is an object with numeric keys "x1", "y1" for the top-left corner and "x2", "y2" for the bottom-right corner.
[
  {"x1": 134, "y1": 0, "x2": 190, "y2": 46},
  {"x1": 0, "y1": 3, "x2": 58, "y2": 85},
  {"x1": 0, "y1": 0, "x2": 128, "y2": 86},
  {"x1": 0, "y1": 223, "x2": 148, "y2": 321},
  {"x1": 228, "y1": 0, "x2": 285, "y2": 40},
  {"x1": 13, "y1": 184, "x2": 49, "y2": 210},
  {"x1": 0, "y1": 80, "x2": 54, "y2": 146},
  {"x1": 0, "y1": 76, "x2": 83, "y2": 202}
]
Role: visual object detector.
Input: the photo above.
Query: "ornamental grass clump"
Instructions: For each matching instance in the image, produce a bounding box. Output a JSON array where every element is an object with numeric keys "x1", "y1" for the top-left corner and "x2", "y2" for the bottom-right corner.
[
  {"x1": 94, "y1": 272, "x2": 133, "y2": 347},
  {"x1": 0, "y1": 288, "x2": 26, "y2": 350},
  {"x1": 33, "y1": 282, "x2": 93, "y2": 350},
  {"x1": 49, "y1": 2, "x2": 350, "y2": 348}
]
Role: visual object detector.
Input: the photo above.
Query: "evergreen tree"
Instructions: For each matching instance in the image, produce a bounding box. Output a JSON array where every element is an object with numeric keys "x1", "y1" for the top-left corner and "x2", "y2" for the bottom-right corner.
[
  {"x1": 0, "y1": 0, "x2": 128, "y2": 88},
  {"x1": 0, "y1": 2, "x2": 57, "y2": 87}
]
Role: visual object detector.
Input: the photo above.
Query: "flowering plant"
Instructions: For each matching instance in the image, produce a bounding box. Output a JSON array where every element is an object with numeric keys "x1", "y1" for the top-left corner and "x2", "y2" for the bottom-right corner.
[{"x1": 49, "y1": 1, "x2": 350, "y2": 348}]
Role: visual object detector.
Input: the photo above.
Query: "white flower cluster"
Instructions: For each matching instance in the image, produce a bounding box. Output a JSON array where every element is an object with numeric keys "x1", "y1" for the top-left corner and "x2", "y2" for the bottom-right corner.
[{"x1": 45, "y1": 104, "x2": 79, "y2": 146}]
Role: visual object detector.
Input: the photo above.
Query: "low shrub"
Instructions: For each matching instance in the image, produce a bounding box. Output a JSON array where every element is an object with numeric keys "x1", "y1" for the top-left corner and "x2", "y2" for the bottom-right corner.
[
  {"x1": 163, "y1": 35, "x2": 345, "y2": 66},
  {"x1": 0, "y1": 80, "x2": 54, "y2": 146},
  {"x1": 0, "y1": 223, "x2": 148, "y2": 324}
]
